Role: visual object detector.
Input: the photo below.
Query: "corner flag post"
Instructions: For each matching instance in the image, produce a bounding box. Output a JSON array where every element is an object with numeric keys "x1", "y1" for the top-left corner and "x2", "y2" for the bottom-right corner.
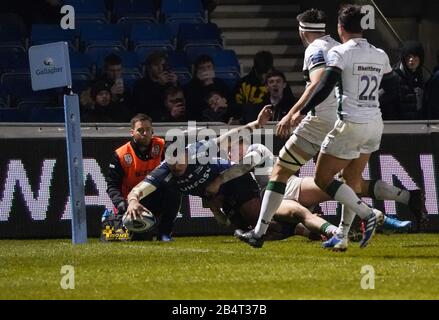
[{"x1": 29, "y1": 42, "x2": 87, "y2": 244}]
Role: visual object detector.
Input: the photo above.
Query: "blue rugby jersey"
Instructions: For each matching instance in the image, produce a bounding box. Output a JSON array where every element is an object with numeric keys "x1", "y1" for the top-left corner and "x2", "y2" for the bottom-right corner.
[{"x1": 144, "y1": 140, "x2": 232, "y2": 197}]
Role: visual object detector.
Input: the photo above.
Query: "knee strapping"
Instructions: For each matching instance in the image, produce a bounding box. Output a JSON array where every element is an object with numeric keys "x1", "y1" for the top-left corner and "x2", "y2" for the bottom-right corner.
[{"x1": 278, "y1": 145, "x2": 307, "y2": 172}]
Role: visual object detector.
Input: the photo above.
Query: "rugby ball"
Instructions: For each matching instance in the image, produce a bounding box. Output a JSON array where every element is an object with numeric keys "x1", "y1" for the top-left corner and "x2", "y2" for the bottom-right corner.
[{"x1": 122, "y1": 210, "x2": 156, "y2": 233}]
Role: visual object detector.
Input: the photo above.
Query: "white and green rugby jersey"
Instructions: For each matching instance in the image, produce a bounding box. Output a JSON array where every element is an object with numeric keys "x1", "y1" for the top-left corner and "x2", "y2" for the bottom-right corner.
[
  {"x1": 303, "y1": 35, "x2": 340, "y2": 121},
  {"x1": 326, "y1": 38, "x2": 392, "y2": 123}
]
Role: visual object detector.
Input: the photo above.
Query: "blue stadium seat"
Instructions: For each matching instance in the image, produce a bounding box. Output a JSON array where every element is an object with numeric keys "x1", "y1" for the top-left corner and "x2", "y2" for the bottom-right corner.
[
  {"x1": 79, "y1": 23, "x2": 126, "y2": 54},
  {"x1": 167, "y1": 51, "x2": 190, "y2": 71},
  {"x1": 0, "y1": 72, "x2": 31, "y2": 89},
  {"x1": 113, "y1": 0, "x2": 156, "y2": 24},
  {"x1": 161, "y1": 0, "x2": 205, "y2": 22},
  {"x1": 0, "y1": 52, "x2": 29, "y2": 76},
  {"x1": 121, "y1": 73, "x2": 141, "y2": 91},
  {"x1": 0, "y1": 86, "x2": 7, "y2": 108},
  {"x1": 2, "y1": 79, "x2": 59, "y2": 108},
  {"x1": 72, "y1": 78, "x2": 91, "y2": 93},
  {"x1": 0, "y1": 22, "x2": 26, "y2": 54},
  {"x1": 0, "y1": 107, "x2": 30, "y2": 122},
  {"x1": 167, "y1": 51, "x2": 191, "y2": 86},
  {"x1": 29, "y1": 106, "x2": 65, "y2": 122},
  {"x1": 161, "y1": 0, "x2": 205, "y2": 36},
  {"x1": 31, "y1": 24, "x2": 79, "y2": 50},
  {"x1": 64, "y1": 0, "x2": 109, "y2": 24},
  {"x1": 130, "y1": 23, "x2": 175, "y2": 58},
  {"x1": 178, "y1": 23, "x2": 222, "y2": 51},
  {"x1": 69, "y1": 51, "x2": 96, "y2": 77}
]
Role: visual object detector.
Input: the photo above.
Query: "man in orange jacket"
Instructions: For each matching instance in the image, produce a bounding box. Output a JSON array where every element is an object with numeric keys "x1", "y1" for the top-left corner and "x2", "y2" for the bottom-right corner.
[{"x1": 105, "y1": 113, "x2": 180, "y2": 241}]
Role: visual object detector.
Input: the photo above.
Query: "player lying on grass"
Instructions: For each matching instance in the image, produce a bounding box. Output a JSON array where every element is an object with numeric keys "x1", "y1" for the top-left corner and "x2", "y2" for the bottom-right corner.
[
  {"x1": 125, "y1": 106, "x2": 299, "y2": 240},
  {"x1": 225, "y1": 140, "x2": 413, "y2": 242}
]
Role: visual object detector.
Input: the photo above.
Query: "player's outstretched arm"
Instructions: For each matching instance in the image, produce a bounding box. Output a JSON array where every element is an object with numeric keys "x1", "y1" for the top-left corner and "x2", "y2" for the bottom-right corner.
[
  {"x1": 300, "y1": 67, "x2": 341, "y2": 116},
  {"x1": 276, "y1": 67, "x2": 326, "y2": 137},
  {"x1": 214, "y1": 105, "x2": 272, "y2": 149}
]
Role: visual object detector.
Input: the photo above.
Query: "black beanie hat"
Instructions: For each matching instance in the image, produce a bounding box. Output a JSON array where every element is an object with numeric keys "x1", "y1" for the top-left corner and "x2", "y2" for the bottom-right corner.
[
  {"x1": 401, "y1": 41, "x2": 425, "y2": 68},
  {"x1": 91, "y1": 81, "x2": 111, "y2": 98}
]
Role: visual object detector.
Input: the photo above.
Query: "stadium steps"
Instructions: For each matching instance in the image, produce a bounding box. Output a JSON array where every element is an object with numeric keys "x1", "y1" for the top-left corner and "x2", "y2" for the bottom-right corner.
[{"x1": 211, "y1": 0, "x2": 305, "y2": 96}]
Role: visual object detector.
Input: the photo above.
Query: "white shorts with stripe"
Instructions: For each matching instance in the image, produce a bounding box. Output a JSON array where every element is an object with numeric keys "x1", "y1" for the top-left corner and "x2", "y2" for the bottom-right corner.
[{"x1": 320, "y1": 118, "x2": 384, "y2": 160}]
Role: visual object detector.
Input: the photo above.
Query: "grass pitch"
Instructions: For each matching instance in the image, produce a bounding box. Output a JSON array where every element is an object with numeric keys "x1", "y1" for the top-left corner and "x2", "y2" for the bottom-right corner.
[{"x1": 1, "y1": 234, "x2": 439, "y2": 300}]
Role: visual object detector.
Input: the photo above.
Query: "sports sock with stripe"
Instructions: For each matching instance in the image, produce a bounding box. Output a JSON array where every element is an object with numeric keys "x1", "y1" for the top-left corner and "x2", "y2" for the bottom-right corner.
[{"x1": 254, "y1": 181, "x2": 286, "y2": 238}]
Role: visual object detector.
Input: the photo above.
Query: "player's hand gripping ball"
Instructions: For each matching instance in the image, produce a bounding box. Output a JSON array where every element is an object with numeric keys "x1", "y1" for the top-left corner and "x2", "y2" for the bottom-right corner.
[{"x1": 122, "y1": 209, "x2": 156, "y2": 233}]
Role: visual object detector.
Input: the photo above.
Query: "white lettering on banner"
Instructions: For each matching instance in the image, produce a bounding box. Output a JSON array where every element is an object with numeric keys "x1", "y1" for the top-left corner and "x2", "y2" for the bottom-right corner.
[
  {"x1": 380, "y1": 155, "x2": 421, "y2": 215},
  {"x1": 62, "y1": 159, "x2": 113, "y2": 220},
  {"x1": 420, "y1": 155, "x2": 438, "y2": 214},
  {"x1": 0, "y1": 155, "x2": 437, "y2": 222},
  {"x1": 0, "y1": 160, "x2": 55, "y2": 221},
  {"x1": 189, "y1": 196, "x2": 214, "y2": 218},
  {"x1": 362, "y1": 163, "x2": 373, "y2": 207}
]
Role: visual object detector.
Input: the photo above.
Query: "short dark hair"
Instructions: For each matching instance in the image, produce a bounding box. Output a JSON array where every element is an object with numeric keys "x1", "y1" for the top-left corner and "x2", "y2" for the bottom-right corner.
[
  {"x1": 265, "y1": 69, "x2": 287, "y2": 83},
  {"x1": 296, "y1": 8, "x2": 326, "y2": 25},
  {"x1": 163, "y1": 85, "x2": 184, "y2": 99},
  {"x1": 104, "y1": 53, "x2": 122, "y2": 69},
  {"x1": 130, "y1": 113, "x2": 152, "y2": 128},
  {"x1": 204, "y1": 89, "x2": 225, "y2": 103},
  {"x1": 194, "y1": 55, "x2": 214, "y2": 70},
  {"x1": 146, "y1": 51, "x2": 167, "y2": 67},
  {"x1": 338, "y1": 4, "x2": 365, "y2": 34},
  {"x1": 253, "y1": 51, "x2": 273, "y2": 75}
]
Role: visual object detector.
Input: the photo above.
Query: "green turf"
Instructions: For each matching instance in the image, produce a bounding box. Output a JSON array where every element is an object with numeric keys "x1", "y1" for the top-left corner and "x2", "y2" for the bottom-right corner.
[{"x1": 1, "y1": 234, "x2": 439, "y2": 300}]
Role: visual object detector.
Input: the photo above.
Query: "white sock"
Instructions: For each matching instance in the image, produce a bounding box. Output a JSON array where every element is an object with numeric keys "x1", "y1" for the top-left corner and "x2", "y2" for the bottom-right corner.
[
  {"x1": 332, "y1": 182, "x2": 374, "y2": 219},
  {"x1": 337, "y1": 205, "x2": 356, "y2": 238},
  {"x1": 373, "y1": 180, "x2": 410, "y2": 204},
  {"x1": 254, "y1": 181, "x2": 286, "y2": 238}
]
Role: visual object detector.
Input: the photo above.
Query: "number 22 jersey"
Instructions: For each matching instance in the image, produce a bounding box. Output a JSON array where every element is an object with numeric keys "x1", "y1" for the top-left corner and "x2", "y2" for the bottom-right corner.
[{"x1": 327, "y1": 38, "x2": 392, "y2": 123}]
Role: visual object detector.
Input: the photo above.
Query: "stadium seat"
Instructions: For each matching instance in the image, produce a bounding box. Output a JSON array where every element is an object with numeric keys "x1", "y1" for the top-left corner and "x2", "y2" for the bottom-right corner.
[
  {"x1": 161, "y1": 0, "x2": 205, "y2": 22},
  {"x1": 72, "y1": 77, "x2": 91, "y2": 93},
  {"x1": 69, "y1": 51, "x2": 96, "y2": 78},
  {"x1": 29, "y1": 106, "x2": 65, "y2": 122},
  {"x1": 113, "y1": 0, "x2": 157, "y2": 24},
  {"x1": 178, "y1": 23, "x2": 222, "y2": 51},
  {"x1": 2, "y1": 79, "x2": 59, "y2": 108},
  {"x1": 0, "y1": 19, "x2": 26, "y2": 53},
  {"x1": 161, "y1": 0, "x2": 206, "y2": 36},
  {"x1": 31, "y1": 24, "x2": 79, "y2": 50},
  {"x1": 79, "y1": 23, "x2": 126, "y2": 54},
  {"x1": 167, "y1": 51, "x2": 191, "y2": 85},
  {"x1": 64, "y1": 0, "x2": 109, "y2": 24},
  {"x1": 0, "y1": 52, "x2": 29, "y2": 76},
  {"x1": 0, "y1": 72, "x2": 31, "y2": 89},
  {"x1": 0, "y1": 107, "x2": 30, "y2": 122},
  {"x1": 121, "y1": 73, "x2": 141, "y2": 91},
  {"x1": 130, "y1": 23, "x2": 175, "y2": 58}
]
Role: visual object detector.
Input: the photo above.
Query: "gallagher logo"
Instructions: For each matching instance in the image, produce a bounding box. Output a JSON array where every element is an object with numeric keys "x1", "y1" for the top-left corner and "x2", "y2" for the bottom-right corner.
[{"x1": 35, "y1": 57, "x2": 62, "y2": 75}]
